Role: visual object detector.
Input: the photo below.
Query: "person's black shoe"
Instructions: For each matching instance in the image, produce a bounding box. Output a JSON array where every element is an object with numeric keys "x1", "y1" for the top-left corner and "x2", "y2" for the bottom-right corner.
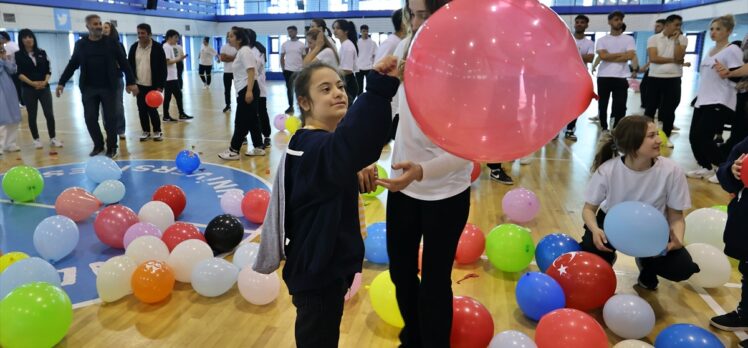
[
  {"x1": 222, "y1": 106, "x2": 231, "y2": 113},
  {"x1": 105, "y1": 148, "x2": 118, "y2": 159},
  {"x1": 163, "y1": 116, "x2": 177, "y2": 122},
  {"x1": 89, "y1": 147, "x2": 104, "y2": 156},
  {"x1": 179, "y1": 114, "x2": 194, "y2": 120},
  {"x1": 285, "y1": 106, "x2": 294, "y2": 114},
  {"x1": 489, "y1": 168, "x2": 514, "y2": 185},
  {"x1": 565, "y1": 131, "x2": 578, "y2": 141},
  {"x1": 263, "y1": 138, "x2": 271, "y2": 149},
  {"x1": 710, "y1": 309, "x2": 748, "y2": 331},
  {"x1": 740, "y1": 338, "x2": 747, "y2": 347},
  {"x1": 635, "y1": 258, "x2": 659, "y2": 290}
]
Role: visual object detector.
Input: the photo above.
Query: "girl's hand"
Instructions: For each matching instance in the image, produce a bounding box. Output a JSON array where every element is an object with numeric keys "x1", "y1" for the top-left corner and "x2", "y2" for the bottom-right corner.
[
  {"x1": 376, "y1": 161, "x2": 423, "y2": 192},
  {"x1": 592, "y1": 228, "x2": 614, "y2": 252},
  {"x1": 733, "y1": 153, "x2": 746, "y2": 181},
  {"x1": 373, "y1": 56, "x2": 399, "y2": 78},
  {"x1": 666, "y1": 238, "x2": 683, "y2": 252},
  {"x1": 357, "y1": 164, "x2": 378, "y2": 193}
]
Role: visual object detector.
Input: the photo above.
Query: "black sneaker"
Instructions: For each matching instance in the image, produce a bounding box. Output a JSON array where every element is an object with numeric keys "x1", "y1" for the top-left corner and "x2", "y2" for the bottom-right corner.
[
  {"x1": 222, "y1": 106, "x2": 231, "y2": 113},
  {"x1": 489, "y1": 169, "x2": 514, "y2": 185},
  {"x1": 710, "y1": 309, "x2": 748, "y2": 331},
  {"x1": 740, "y1": 339, "x2": 747, "y2": 347},
  {"x1": 285, "y1": 106, "x2": 294, "y2": 114},
  {"x1": 163, "y1": 116, "x2": 177, "y2": 122},
  {"x1": 263, "y1": 138, "x2": 271, "y2": 149},
  {"x1": 635, "y1": 258, "x2": 659, "y2": 290},
  {"x1": 179, "y1": 114, "x2": 194, "y2": 120},
  {"x1": 715, "y1": 134, "x2": 724, "y2": 144},
  {"x1": 105, "y1": 148, "x2": 118, "y2": 159},
  {"x1": 89, "y1": 147, "x2": 104, "y2": 156},
  {"x1": 565, "y1": 131, "x2": 578, "y2": 141}
]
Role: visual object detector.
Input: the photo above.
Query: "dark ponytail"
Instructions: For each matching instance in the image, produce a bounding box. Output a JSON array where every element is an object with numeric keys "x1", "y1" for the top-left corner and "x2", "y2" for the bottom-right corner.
[
  {"x1": 333, "y1": 19, "x2": 358, "y2": 54},
  {"x1": 312, "y1": 18, "x2": 333, "y2": 38}
]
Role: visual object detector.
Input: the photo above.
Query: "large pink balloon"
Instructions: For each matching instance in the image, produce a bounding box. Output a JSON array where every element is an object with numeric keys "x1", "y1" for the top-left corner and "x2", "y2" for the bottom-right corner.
[
  {"x1": 404, "y1": 0, "x2": 595, "y2": 162},
  {"x1": 94, "y1": 205, "x2": 139, "y2": 249},
  {"x1": 55, "y1": 187, "x2": 101, "y2": 222}
]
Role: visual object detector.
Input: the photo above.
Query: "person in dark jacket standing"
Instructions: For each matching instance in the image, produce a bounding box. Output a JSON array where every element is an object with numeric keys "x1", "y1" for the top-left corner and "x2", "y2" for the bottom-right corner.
[
  {"x1": 128, "y1": 23, "x2": 167, "y2": 142},
  {"x1": 56, "y1": 14, "x2": 138, "y2": 159},
  {"x1": 15, "y1": 28, "x2": 62, "y2": 149}
]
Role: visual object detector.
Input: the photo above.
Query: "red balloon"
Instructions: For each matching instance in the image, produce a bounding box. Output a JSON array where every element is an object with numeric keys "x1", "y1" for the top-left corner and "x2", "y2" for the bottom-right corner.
[
  {"x1": 56, "y1": 187, "x2": 101, "y2": 222},
  {"x1": 153, "y1": 185, "x2": 187, "y2": 217},
  {"x1": 455, "y1": 223, "x2": 485, "y2": 264},
  {"x1": 470, "y1": 162, "x2": 481, "y2": 183},
  {"x1": 451, "y1": 296, "x2": 494, "y2": 348},
  {"x1": 161, "y1": 222, "x2": 205, "y2": 251},
  {"x1": 546, "y1": 251, "x2": 616, "y2": 311},
  {"x1": 535, "y1": 308, "x2": 608, "y2": 348},
  {"x1": 404, "y1": 0, "x2": 594, "y2": 162},
  {"x1": 94, "y1": 205, "x2": 139, "y2": 249},
  {"x1": 242, "y1": 189, "x2": 270, "y2": 224},
  {"x1": 741, "y1": 156, "x2": 748, "y2": 187},
  {"x1": 145, "y1": 90, "x2": 163, "y2": 108}
]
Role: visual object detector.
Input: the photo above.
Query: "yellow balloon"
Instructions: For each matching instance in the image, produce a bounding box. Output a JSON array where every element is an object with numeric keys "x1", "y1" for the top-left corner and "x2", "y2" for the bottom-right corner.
[
  {"x1": 729, "y1": 256, "x2": 739, "y2": 268},
  {"x1": 285, "y1": 116, "x2": 302, "y2": 135},
  {"x1": 369, "y1": 270, "x2": 404, "y2": 328},
  {"x1": 0, "y1": 251, "x2": 30, "y2": 273},
  {"x1": 658, "y1": 130, "x2": 668, "y2": 148}
]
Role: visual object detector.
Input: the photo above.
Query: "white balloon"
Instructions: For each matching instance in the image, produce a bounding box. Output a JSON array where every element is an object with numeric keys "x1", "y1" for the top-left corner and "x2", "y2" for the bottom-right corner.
[
  {"x1": 191, "y1": 258, "x2": 240, "y2": 297},
  {"x1": 237, "y1": 267, "x2": 280, "y2": 305},
  {"x1": 167, "y1": 239, "x2": 213, "y2": 283},
  {"x1": 220, "y1": 189, "x2": 245, "y2": 217},
  {"x1": 96, "y1": 255, "x2": 137, "y2": 302},
  {"x1": 138, "y1": 201, "x2": 175, "y2": 233},
  {"x1": 232, "y1": 242, "x2": 260, "y2": 270},
  {"x1": 603, "y1": 294, "x2": 655, "y2": 339},
  {"x1": 684, "y1": 208, "x2": 727, "y2": 250},
  {"x1": 489, "y1": 330, "x2": 537, "y2": 348},
  {"x1": 613, "y1": 340, "x2": 654, "y2": 348},
  {"x1": 125, "y1": 236, "x2": 169, "y2": 264},
  {"x1": 686, "y1": 243, "x2": 732, "y2": 288}
]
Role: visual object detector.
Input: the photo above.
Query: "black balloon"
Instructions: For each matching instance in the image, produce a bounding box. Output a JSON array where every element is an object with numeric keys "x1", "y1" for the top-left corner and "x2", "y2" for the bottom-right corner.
[{"x1": 205, "y1": 214, "x2": 244, "y2": 254}]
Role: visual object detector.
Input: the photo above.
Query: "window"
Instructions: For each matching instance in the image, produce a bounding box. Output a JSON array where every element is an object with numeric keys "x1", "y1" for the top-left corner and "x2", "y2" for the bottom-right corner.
[{"x1": 358, "y1": 0, "x2": 402, "y2": 10}]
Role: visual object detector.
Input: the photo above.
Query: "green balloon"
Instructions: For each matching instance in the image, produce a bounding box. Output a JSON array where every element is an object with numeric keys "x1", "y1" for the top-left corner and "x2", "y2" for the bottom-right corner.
[
  {"x1": 485, "y1": 224, "x2": 535, "y2": 272},
  {"x1": 1, "y1": 165, "x2": 44, "y2": 202},
  {"x1": 0, "y1": 282, "x2": 72, "y2": 348},
  {"x1": 712, "y1": 205, "x2": 728, "y2": 213},
  {"x1": 362, "y1": 164, "x2": 389, "y2": 198}
]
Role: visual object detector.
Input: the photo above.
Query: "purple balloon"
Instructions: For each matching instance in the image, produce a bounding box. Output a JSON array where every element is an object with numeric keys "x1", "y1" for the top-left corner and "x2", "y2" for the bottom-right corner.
[
  {"x1": 502, "y1": 187, "x2": 540, "y2": 223},
  {"x1": 123, "y1": 222, "x2": 162, "y2": 249},
  {"x1": 273, "y1": 114, "x2": 288, "y2": 131}
]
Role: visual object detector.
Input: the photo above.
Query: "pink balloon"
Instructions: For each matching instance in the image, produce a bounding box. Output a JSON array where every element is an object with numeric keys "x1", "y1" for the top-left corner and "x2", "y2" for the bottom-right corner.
[
  {"x1": 94, "y1": 205, "x2": 139, "y2": 249},
  {"x1": 502, "y1": 187, "x2": 540, "y2": 223},
  {"x1": 123, "y1": 222, "x2": 162, "y2": 249},
  {"x1": 628, "y1": 78, "x2": 641, "y2": 92},
  {"x1": 345, "y1": 272, "x2": 363, "y2": 301},
  {"x1": 55, "y1": 187, "x2": 101, "y2": 222},
  {"x1": 273, "y1": 114, "x2": 288, "y2": 131},
  {"x1": 404, "y1": 0, "x2": 595, "y2": 162}
]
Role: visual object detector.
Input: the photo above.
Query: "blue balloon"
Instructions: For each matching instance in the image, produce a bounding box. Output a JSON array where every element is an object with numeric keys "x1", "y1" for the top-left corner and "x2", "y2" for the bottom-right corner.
[
  {"x1": 176, "y1": 150, "x2": 201, "y2": 174},
  {"x1": 515, "y1": 272, "x2": 565, "y2": 321},
  {"x1": 85, "y1": 156, "x2": 122, "y2": 183},
  {"x1": 604, "y1": 201, "x2": 669, "y2": 257},
  {"x1": 655, "y1": 324, "x2": 724, "y2": 348},
  {"x1": 33, "y1": 215, "x2": 79, "y2": 263},
  {"x1": 364, "y1": 222, "x2": 389, "y2": 264},
  {"x1": 0, "y1": 257, "x2": 62, "y2": 299},
  {"x1": 535, "y1": 233, "x2": 581, "y2": 272},
  {"x1": 93, "y1": 179, "x2": 126, "y2": 204}
]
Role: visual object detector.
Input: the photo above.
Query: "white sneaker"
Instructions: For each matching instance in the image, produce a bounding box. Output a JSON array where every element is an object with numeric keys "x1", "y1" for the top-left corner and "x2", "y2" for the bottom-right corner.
[
  {"x1": 33, "y1": 139, "x2": 43, "y2": 149},
  {"x1": 139, "y1": 132, "x2": 150, "y2": 141},
  {"x1": 666, "y1": 140, "x2": 674, "y2": 149},
  {"x1": 50, "y1": 138, "x2": 63, "y2": 148},
  {"x1": 673, "y1": 125, "x2": 680, "y2": 131},
  {"x1": 686, "y1": 168, "x2": 715, "y2": 179},
  {"x1": 519, "y1": 156, "x2": 532, "y2": 165},
  {"x1": 152, "y1": 132, "x2": 163, "y2": 142},
  {"x1": 218, "y1": 149, "x2": 240, "y2": 160},
  {"x1": 707, "y1": 174, "x2": 720, "y2": 184},
  {"x1": 5, "y1": 145, "x2": 20, "y2": 152},
  {"x1": 589, "y1": 115, "x2": 599, "y2": 121},
  {"x1": 245, "y1": 148, "x2": 266, "y2": 156}
]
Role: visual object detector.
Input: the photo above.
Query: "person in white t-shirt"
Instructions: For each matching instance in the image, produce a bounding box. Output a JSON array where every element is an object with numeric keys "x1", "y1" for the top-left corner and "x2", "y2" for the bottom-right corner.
[
  {"x1": 0, "y1": 31, "x2": 22, "y2": 106},
  {"x1": 686, "y1": 15, "x2": 745, "y2": 183},
  {"x1": 220, "y1": 32, "x2": 237, "y2": 113},
  {"x1": 304, "y1": 28, "x2": 339, "y2": 69},
  {"x1": 281, "y1": 26, "x2": 305, "y2": 114},
  {"x1": 596, "y1": 11, "x2": 637, "y2": 132},
  {"x1": 198, "y1": 37, "x2": 217, "y2": 89},
  {"x1": 645, "y1": 14, "x2": 688, "y2": 143},
  {"x1": 249, "y1": 29, "x2": 271, "y2": 149},
  {"x1": 565, "y1": 14, "x2": 595, "y2": 141},
  {"x1": 333, "y1": 19, "x2": 359, "y2": 102},
  {"x1": 639, "y1": 19, "x2": 666, "y2": 110},
  {"x1": 580, "y1": 115, "x2": 699, "y2": 290},
  {"x1": 355, "y1": 24, "x2": 378, "y2": 96},
  {"x1": 375, "y1": 9, "x2": 406, "y2": 66},
  {"x1": 218, "y1": 27, "x2": 263, "y2": 160},
  {"x1": 162, "y1": 30, "x2": 190, "y2": 121}
]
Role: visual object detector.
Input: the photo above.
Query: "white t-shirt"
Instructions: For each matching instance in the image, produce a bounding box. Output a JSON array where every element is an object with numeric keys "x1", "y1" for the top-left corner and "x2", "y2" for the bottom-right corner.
[
  {"x1": 316, "y1": 47, "x2": 338, "y2": 68},
  {"x1": 695, "y1": 44, "x2": 744, "y2": 111},
  {"x1": 251, "y1": 46, "x2": 267, "y2": 98},
  {"x1": 220, "y1": 44, "x2": 238, "y2": 73},
  {"x1": 647, "y1": 33, "x2": 688, "y2": 78},
  {"x1": 596, "y1": 34, "x2": 636, "y2": 78},
  {"x1": 356, "y1": 38, "x2": 378, "y2": 70},
  {"x1": 390, "y1": 37, "x2": 472, "y2": 201},
  {"x1": 375, "y1": 34, "x2": 401, "y2": 65},
  {"x1": 338, "y1": 40, "x2": 358, "y2": 73},
  {"x1": 585, "y1": 156, "x2": 691, "y2": 215},
  {"x1": 232, "y1": 46, "x2": 257, "y2": 93},
  {"x1": 163, "y1": 42, "x2": 178, "y2": 81},
  {"x1": 281, "y1": 39, "x2": 305, "y2": 72},
  {"x1": 199, "y1": 45, "x2": 217, "y2": 66},
  {"x1": 575, "y1": 37, "x2": 594, "y2": 62}
]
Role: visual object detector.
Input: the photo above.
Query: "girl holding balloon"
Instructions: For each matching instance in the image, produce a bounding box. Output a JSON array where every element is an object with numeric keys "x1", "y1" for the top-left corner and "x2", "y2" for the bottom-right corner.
[{"x1": 579, "y1": 115, "x2": 699, "y2": 290}]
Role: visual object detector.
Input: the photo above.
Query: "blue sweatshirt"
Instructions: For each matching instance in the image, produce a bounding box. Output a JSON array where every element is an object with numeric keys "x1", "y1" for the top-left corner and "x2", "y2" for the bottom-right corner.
[
  {"x1": 717, "y1": 137, "x2": 748, "y2": 260},
  {"x1": 282, "y1": 72, "x2": 398, "y2": 294}
]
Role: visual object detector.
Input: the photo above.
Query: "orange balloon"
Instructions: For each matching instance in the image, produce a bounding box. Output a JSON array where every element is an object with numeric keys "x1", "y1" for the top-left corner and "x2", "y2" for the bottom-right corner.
[{"x1": 131, "y1": 260, "x2": 175, "y2": 303}]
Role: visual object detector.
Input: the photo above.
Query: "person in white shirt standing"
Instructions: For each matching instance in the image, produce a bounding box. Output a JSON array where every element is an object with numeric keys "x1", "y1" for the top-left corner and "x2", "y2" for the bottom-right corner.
[
  {"x1": 162, "y1": 29, "x2": 191, "y2": 121},
  {"x1": 596, "y1": 11, "x2": 637, "y2": 132},
  {"x1": 198, "y1": 37, "x2": 217, "y2": 89},
  {"x1": 374, "y1": 9, "x2": 406, "y2": 65},
  {"x1": 640, "y1": 19, "x2": 666, "y2": 110},
  {"x1": 686, "y1": 15, "x2": 744, "y2": 183},
  {"x1": 645, "y1": 14, "x2": 687, "y2": 147},
  {"x1": 0, "y1": 31, "x2": 22, "y2": 106},
  {"x1": 220, "y1": 32, "x2": 237, "y2": 113},
  {"x1": 333, "y1": 20, "x2": 359, "y2": 103},
  {"x1": 281, "y1": 26, "x2": 305, "y2": 114},
  {"x1": 566, "y1": 14, "x2": 595, "y2": 141},
  {"x1": 248, "y1": 28, "x2": 272, "y2": 149},
  {"x1": 355, "y1": 24, "x2": 377, "y2": 96}
]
